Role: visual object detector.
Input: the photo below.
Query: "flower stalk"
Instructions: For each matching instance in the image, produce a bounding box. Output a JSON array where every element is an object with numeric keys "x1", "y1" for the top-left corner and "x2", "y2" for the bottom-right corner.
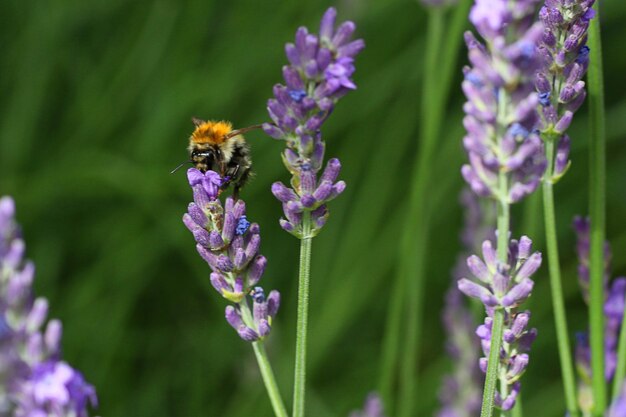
[{"x1": 587, "y1": 4, "x2": 607, "y2": 414}]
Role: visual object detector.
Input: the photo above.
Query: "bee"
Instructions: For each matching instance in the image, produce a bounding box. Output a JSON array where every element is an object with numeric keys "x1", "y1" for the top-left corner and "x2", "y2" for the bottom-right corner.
[{"x1": 173, "y1": 118, "x2": 263, "y2": 198}]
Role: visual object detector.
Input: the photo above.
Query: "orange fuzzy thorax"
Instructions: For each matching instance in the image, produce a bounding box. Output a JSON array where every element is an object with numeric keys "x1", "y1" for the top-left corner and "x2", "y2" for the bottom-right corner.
[{"x1": 191, "y1": 121, "x2": 233, "y2": 145}]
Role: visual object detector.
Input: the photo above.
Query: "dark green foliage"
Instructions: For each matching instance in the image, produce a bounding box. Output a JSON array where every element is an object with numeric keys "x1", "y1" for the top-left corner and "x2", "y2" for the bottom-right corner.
[{"x1": 1, "y1": 0, "x2": 625, "y2": 416}]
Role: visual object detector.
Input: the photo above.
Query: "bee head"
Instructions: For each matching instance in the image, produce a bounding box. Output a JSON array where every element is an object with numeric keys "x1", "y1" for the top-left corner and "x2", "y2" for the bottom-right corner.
[{"x1": 190, "y1": 146, "x2": 223, "y2": 173}]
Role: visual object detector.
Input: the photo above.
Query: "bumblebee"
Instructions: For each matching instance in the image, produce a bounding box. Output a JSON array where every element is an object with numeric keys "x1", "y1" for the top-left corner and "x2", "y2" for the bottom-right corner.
[{"x1": 180, "y1": 118, "x2": 263, "y2": 197}]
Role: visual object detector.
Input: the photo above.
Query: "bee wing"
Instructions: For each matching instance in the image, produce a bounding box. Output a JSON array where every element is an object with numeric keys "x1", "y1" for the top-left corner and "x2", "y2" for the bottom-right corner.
[{"x1": 191, "y1": 117, "x2": 205, "y2": 127}]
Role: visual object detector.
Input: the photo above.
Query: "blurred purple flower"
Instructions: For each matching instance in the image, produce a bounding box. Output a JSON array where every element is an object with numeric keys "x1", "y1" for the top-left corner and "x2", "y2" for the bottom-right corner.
[
  {"x1": 437, "y1": 190, "x2": 491, "y2": 417},
  {"x1": 264, "y1": 7, "x2": 363, "y2": 237},
  {"x1": 348, "y1": 393, "x2": 386, "y2": 417},
  {"x1": 182, "y1": 169, "x2": 280, "y2": 342},
  {"x1": 0, "y1": 196, "x2": 97, "y2": 416},
  {"x1": 573, "y1": 216, "x2": 625, "y2": 413},
  {"x1": 608, "y1": 382, "x2": 626, "y2": 417}
]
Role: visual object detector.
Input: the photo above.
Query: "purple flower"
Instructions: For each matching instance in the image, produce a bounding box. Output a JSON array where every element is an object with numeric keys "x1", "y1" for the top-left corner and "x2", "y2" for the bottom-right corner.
[
  {"x1": 573, "y1": 216, "x2": 626, "y2": 414},
  {"x1": 462, "y1": 0, "x2": 546, "y2": 203},
  {"x1": 457, "y1": 235, "x2": 540, "y2": 410},
  {"x1": 182, "y1": 172, "x2": 280, "y2": 341},
  {"x1": 348, "y1": 393, "x2": 386, "y2": 417},
  {"x1": 536, "y1": 0, "x2": 595, "y2": 183},
  {"x1": 264, "y1": 8, "x2": 363, "y2": 237},
  {"x1": 0, "y1": 196, "x2": 97, "y2": 416},
  {"x1": 609, "y1": 382, "x2": 626, "y2": 417}
]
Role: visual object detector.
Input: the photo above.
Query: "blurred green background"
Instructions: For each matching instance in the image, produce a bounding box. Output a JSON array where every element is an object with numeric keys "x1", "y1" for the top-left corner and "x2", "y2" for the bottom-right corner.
[{"x1": 1, "y1": 0, "x2": 625, "y2": 416}]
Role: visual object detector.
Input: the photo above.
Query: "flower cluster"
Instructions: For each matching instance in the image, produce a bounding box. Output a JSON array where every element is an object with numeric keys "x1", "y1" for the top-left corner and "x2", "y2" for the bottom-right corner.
[
  {"x1": 535, "y1": 0, "x2": 595, "y2": 180},
  {"x1": 264, "y1": 7, "x2": 363, "y2": 237},
  {"x1": 475, "y1": 311, "x2": 537, "y2": 410},
  {"x1": 0, "y1": 196, "x2": 97, "y2": 416},
  {"x1": 183, "y1": 169, "x2": 280, "y2": 341},
  {"x1": 461, "y1": 0, "x2": 546, "y2": 203},
  {"x1": 573, "y1": 217, "x2": 625, "y2": 414},
  {"x1": 348, "y1": 393, "x2": 386, "y2": 417},
  {"x1": 457, "y1": 235, "x2": 541, "y2": 410}
]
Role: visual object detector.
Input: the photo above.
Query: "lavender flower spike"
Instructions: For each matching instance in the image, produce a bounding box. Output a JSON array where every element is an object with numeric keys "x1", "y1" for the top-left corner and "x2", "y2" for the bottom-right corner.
[
  {"x1": 457, "y1": 235, "x2": 541, "y2": 410},
  {"x1": 183, "y1": 169, "x2": 280, "y2": 341},
  {"x1": 348, "y1": 393, "x2": 387, "y2": 417},
  {"x1": 573, "y1": 216, "x2": 625, "y2": 414},
  {"x1": 0, "y1": 196, "x2": 97, "y2": 416},
  {"x1": 264, "y1": 7, "x2": 363, "y2": 237},
  {"x1": 536, "y1": 0, "x2": 595, "y2": 181},
  {"x1": 461, "y1": 0, "x2": 546, "y2": 204}
]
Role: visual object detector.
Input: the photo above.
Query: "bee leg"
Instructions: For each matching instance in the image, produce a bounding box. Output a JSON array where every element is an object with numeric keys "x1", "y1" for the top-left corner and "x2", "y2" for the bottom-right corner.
[{"x1": 233, "y1": 167, "x2": 251, "y2": 200}]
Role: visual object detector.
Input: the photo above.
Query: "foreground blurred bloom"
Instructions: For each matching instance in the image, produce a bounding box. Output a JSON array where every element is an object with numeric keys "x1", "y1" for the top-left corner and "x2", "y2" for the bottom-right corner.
[
  {"x1": 461, "y1": 0, "x2": 546, "y2": 203},
  {"x1": 573, "y1": 217, "x2": 625, "y2": 414},
  {"x1": 0, "y1": 196, "x2": 97, "y2": 416},
  {"x1": 182, "y1": 169, "x2": 280, "y2": 341},
  {"x1": 608, "y1": 383, "x2": 626, "y2": 417},
  {"x1": 457, "y1": 235, "x2": 540, "y2": 410},
  {"x1": 348, "y1": 393, "x2": 386, "y2": 417},
  {"x1": 264, "y1": 7, "x2": 363, "y2": 237},
  {"x1": 536, "y1": 0, "x2": 595, "y2": 182}
]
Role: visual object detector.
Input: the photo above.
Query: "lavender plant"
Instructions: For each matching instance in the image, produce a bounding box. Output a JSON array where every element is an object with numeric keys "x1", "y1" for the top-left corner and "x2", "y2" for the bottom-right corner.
[
  {"x1": 534, "y1": 1, "x2": 596, "y2": 413},
  {"x1": 349, "y1": 393, "x2": 387, "y2": 417},
  {"x1": 263, "y1": 8, "x2": 363, "y2": 417},
  {"x1": 460, "y1": 0, "x2": 547, "y2": 414},
  {"x1": 573, "y1": 217, "x2": 626, "y2": 416},
  {"x1": 182, "y1": 170, "x2": 287, "y2": 417},
  {"x1": 0, "y1": 196, "x2": 97, "y2": 416},
  {"x1": 437, "y1": 190, "x2": 491, "y2": 417}
]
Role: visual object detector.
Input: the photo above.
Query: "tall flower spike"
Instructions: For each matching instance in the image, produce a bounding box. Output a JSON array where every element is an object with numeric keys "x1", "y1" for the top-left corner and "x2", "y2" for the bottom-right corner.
[
  {"x1": 0, "y1": 196, "x2": 97, "y2": 416},
  {"x1": 437, "y1": 190, "x2": 491, "y2": 417},
  {"x1": 264, "y1": 7, "x2": 363, "y2": 237},
  {"x1": 573, "y1": 216, "x2": 625, "y2": 413},
  {"x1": 457, "y1": 235, "x2": 541, "y2": 410},
  {"x1": 536, "y1": 0, "x2": 595, "y2": 181},
  {"x1": 183, "y1": 169, "x2": 280, "y2": 342},
  {"x1": 461, "y1": 0, "x2": 546, "y2": 204}
]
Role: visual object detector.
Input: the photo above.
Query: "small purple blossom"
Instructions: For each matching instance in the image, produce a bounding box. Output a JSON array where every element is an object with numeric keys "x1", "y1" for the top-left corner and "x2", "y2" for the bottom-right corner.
[
  {"x1": 461, "y1": 0, "x2": 546, "y2": 203},
  {"x1": 348, "y1": 393, "x2": 386, "y2": 417},
  {"x1": 457, "y1": 235, "x2": 540, "y2": 410},
  {"x1": 536, "y1": 0, "x2": 595, "y2": 183},
  {"x1": 264, "y1": 8, "x2": 363, "y2": 237},
  {"x1": 0, "y1": 196, "x2": 97, "y2": 416},
  {"x1": 183, "y1": 170, "x2": 280, "y2": 341}
]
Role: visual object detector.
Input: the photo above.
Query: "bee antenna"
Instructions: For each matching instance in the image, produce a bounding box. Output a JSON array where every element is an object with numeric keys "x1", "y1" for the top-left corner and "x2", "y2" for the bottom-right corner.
[
  {"x1": 223, "y1": 123, "x2": 266, "y2": 140},
  {"x1": 170, "y1": 161, "x2": 189, "y2": 174}
]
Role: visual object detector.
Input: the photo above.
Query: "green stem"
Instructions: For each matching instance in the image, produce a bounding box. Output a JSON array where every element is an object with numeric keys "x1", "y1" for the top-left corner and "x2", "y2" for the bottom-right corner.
[
  {"x1": 239, "y1": 299, "x2": 288, "y2": 417},
  {"x1": 480, "y1": 171, "x2": 509, "y2": 417},
  {"x1": 612, "y1": 296, "x2": 626, "y2": 400},
  {"x1": 293, "y1": 211, "x2": 313, "y2": 417},
  {"x1": 482, "y1": 309, "x2": 505, "y2": 417},
  {"x1": 587, "y1": 5, "x2": 607, "y2": 415},
  {"x1": 541, "y1": 137, "x2": 580, "y2": 417},
  {"x1": 253, "y1": 342, "x2": 289, "y2": 417}
]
